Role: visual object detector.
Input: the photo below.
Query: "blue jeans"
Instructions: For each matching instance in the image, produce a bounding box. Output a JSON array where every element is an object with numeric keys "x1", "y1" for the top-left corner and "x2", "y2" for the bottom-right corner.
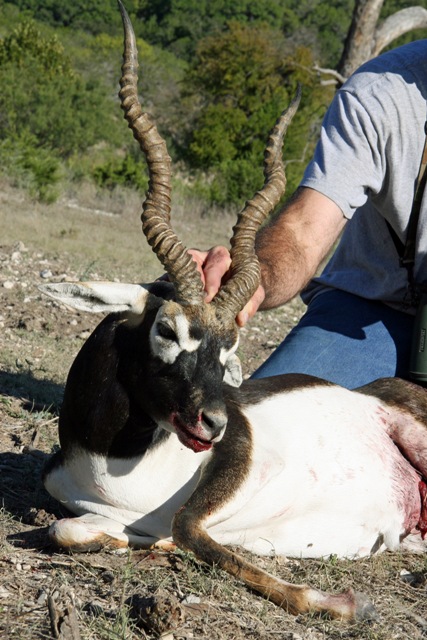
[{"x1": 251, "y1": 290, "x2": 414, "y2": 389}]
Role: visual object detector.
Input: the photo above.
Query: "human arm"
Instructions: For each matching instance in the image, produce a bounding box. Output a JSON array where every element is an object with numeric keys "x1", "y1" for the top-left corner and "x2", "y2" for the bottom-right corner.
[
  {"x1": 255, "y1": 186, "x2": 346, "y2": 310},
  {"x1": 189, "y1": 186, "x2": 346, "y2": 326}
]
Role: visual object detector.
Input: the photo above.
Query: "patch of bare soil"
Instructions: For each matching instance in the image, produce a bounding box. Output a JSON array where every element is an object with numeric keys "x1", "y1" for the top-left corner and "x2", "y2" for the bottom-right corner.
[{"x1": 1, "y1": 239, "x2": 426, "y2": 639}]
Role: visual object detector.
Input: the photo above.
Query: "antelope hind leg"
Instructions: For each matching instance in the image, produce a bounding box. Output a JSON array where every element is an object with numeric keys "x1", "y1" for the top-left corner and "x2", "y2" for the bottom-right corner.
[
  {"x1": 359, "y1": 378, "x2": 427, "y2": 477},
  {"x1": 48, "y1": 513, "x2": 167, "y2": 552}
]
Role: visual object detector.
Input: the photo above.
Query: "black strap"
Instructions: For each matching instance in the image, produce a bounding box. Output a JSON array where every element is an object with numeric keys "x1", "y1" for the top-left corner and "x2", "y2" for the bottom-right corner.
[{"x1": 387, "y1": 122, "x2": 427, "y2": 306}]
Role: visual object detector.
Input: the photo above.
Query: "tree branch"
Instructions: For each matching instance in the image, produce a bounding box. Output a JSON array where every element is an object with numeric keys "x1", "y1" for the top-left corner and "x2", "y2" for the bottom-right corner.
[
  {"x1": 313, "y1": 65, "x2": 347, "y2": 86},
  {"x1": 373, "y1": 7, "x2": 427, "y2": 56}
]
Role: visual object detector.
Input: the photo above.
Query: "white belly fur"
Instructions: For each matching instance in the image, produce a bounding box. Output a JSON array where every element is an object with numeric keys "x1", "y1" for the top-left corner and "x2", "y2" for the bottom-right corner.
[
  {"x1": 45, "y1": 385, "x2": 421, "y2": 558},
  {"x1": 208, "y1": 386, "x2": 421, "y2": 558}
]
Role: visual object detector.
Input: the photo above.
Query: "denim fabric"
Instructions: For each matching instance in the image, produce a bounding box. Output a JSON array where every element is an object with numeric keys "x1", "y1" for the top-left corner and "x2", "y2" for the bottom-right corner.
[{"x1": 251, "y1": 290, "x2": 414, "y2": 389}]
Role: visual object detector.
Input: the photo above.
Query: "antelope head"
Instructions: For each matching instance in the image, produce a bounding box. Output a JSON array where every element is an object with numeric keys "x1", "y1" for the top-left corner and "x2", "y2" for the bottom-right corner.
[{"x1": 40, "y1": 1, "x2": 300, "y2": 454}]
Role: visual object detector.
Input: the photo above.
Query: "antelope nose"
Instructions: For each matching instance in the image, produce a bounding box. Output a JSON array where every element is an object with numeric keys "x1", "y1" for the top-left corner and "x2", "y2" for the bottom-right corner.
[{"x1": 202, "y1": 409, "x2": 228, "y2": 440}]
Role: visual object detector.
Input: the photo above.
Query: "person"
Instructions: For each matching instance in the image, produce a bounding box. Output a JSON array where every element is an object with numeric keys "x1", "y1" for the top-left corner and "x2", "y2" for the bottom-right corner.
[{"x1": 189, "y1": 38, "x2": 427, "y2": 389}]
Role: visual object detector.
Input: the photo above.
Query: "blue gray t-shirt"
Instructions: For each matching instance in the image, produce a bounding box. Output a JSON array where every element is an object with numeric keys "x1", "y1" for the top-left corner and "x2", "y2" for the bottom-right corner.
[{"x1": 301, "y1": 39, "x2": 427, "y2": 313}]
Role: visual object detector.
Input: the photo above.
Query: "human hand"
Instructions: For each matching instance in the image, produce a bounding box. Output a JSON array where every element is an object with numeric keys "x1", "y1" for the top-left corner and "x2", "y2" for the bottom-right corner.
[{"x1": 188, "y1": 246, "x2": 265, "y2": 326}]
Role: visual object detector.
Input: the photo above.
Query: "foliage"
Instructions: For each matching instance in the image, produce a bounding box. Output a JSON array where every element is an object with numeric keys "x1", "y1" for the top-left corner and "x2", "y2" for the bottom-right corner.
[
  {"x1": 3, "y1": 0, "x2": 352, "y2": 63},
  {"x1": 281, "y1": 0, "x2": 354, "y2": 66},
  {"x1": 0, "y1": 132, "x2": 61, "y2": 202},
  {"x1": 4, "y1": 0, "x2": 127, "y2": 34},
  {"x1": 184, "y1": 22, "x2": 333, "y2": 204},
  {"x1": 5, "y1": 0, "x2": 424, "y2": 64},
  {"x1": 0, "y1": 20, "x2": 116, "y2": 154},
  {"x1": 136, "y1": 0, "x2": 287, "y2": 59},
  {"x1": 92, "y1": 152, "x2": 148, "y2": 192},
  {"x1": 0, "y1": 0, "x2": 424, "y2": 205},
  {"x1": 135, "y1": 0, "x2": 425, "y2": 65},
  {"x1": 0, "y1": 17, "x2": 122, "y2": 200},
  {"x1": 0, "y1": 15, "x2": 73, "y2": 72}
]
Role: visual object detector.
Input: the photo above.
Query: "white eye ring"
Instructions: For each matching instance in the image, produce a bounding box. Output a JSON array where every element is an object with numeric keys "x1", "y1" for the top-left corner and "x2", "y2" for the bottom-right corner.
[
  {"x1": 150, "y1": 323, "x2": 181, "y2": 364},
  {"x1": 156, "y1": 322, "x2": 177, "y2": 342}
]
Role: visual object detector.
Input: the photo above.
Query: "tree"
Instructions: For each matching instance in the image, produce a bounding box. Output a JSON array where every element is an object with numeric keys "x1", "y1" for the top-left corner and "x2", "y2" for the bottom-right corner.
[
  {"x1": 337, "y1": 0, "x2": 427, "y2": 78},
  {"x1": 184, "y1": 22, "x2": 333, "y2": 204},
  {"x1": 5, "y1": 0, "x2": 125, "y2": 34},
  {"x1": 0, "y1": 19, "x2": 118, "y2": 200},
  {"x1": 0, "y1": 20, "x2": 114, "y2": 155},
  {"x1": 136, "y1": 0, "x2": 286, "y2": 58}
]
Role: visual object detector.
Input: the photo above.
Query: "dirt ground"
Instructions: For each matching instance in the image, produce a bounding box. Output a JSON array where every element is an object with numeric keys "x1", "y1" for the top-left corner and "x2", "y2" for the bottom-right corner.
[{"x1": 1, "y1": 186, "x2": 427, "y2": 639}]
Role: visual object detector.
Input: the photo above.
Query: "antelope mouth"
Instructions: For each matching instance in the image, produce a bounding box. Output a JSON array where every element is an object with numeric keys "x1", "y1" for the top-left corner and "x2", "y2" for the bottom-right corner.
[{"x1": 172, "y1": 415, "x2": 213, "y2": 453}]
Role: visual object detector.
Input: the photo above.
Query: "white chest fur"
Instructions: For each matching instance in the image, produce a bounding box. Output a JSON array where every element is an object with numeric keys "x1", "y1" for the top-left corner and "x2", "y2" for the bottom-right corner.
[{"x1": 45, "y1": 435, "x2": 212, "y2": 539}]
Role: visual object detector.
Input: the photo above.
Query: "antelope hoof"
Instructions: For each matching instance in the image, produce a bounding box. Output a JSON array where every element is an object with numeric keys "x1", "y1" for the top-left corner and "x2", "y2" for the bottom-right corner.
[
  {"x1": 323, "y1": 588, "x2": 378, "y2": 622},
  {"x1": 353, "y1": 591, "x2": 378, "y2": 622}
]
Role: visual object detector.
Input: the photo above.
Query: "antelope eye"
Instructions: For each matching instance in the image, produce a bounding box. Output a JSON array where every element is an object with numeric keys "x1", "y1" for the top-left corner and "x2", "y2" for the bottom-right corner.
[{"x1": 157, "y1": 322, "x2": 177, "y2": 342}]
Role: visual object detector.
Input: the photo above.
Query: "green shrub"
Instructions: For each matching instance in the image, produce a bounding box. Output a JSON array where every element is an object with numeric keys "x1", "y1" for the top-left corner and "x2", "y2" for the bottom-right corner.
[
  {"x1": 0, "y1": 132, "x2": 61, "y2": 202},
  {"x1": 92, "y1": 152, "x2": 149, "y2": 192},
  {"x1": 0, "y1": 20, "x2": 116, "y2": 157}
]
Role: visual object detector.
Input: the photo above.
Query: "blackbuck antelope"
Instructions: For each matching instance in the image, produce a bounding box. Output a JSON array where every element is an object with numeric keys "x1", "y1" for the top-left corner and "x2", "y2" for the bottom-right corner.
[{"x1": 40, "y1": 1, "x2": 427, "y2": 622}]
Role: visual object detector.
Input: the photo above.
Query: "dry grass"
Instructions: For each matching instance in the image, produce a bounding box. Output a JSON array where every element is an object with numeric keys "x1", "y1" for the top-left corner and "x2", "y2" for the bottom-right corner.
[
  {"x1": 0, "y1": 179, "x2": 426, "y2": 639},
  {"x1": 0, "y1": 176, "x2": 235, "y2": 283}
]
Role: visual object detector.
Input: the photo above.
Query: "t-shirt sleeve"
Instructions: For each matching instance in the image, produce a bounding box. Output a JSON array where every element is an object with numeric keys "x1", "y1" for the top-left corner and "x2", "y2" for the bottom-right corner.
[{"x1": 300, "y1": 89, "x2": 386, "y2": 220}]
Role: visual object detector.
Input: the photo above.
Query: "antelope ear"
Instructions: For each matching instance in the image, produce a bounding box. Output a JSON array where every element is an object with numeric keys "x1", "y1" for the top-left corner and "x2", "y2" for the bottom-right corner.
[
  {"x1": 223, "y1": 353, "x2": 243, "y2": 388},
  {"x1": 38, "y1": 281, "x2": 161, "y2": 314}
]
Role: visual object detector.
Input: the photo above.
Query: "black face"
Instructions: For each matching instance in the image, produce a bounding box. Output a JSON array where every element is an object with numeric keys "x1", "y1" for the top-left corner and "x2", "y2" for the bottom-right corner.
[
  {"x1": 120, "y1": 300, "x2": 240, "y2": 453},
  {"x1": 58, "y1": 295, "x2": 241, "y2": 457}
]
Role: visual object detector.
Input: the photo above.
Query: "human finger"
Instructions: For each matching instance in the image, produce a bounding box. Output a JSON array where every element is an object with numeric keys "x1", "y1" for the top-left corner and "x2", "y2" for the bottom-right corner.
[
  {"x1": 188, "y1": 246, "x2": 232, "y2": 302},
  {"x1": 236, "y1": 284, "x2": 265, "y2": 327}
]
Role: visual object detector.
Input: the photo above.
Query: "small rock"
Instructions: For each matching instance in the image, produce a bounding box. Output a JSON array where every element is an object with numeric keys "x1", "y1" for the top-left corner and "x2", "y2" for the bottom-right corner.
[
  {"x1": 127, "y1": 590, "x2": 185, "y2": 636},
  {"x1": 400, "y1": 569, "x2": 426, "y2": 587},
  {"x1": 3, "y1": 280, "x2": 14, "y2": 289},
  {"x1": 0, "y1": 586, "x2": 11, "y2": 599},
  {"x1": 36, "y1": 589, "x2": 48, "y2": 606},
  {"x1": 182, "y1": 595, "x2": 200, "y2": 605},
  {"x1": 101, "y1": 571, "x2": 115, "y2": 584},
  {"x1": 40, "y1": 269, "x2": 53, "y2": 279}
]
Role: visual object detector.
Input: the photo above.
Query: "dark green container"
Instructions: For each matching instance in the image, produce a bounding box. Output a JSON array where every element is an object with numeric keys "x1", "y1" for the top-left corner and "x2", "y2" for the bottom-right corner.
[{"x1": 409, "y1": 293, "x2": 427, "y2": 383}]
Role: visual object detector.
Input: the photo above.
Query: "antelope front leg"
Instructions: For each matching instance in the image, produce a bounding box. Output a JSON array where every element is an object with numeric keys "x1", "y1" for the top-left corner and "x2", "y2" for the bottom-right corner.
[
  {"x1": 172, "y1": 512, "x2": 377, "y2": 621},
  {"x1": 48, "y1": 513, "x2": 168, "y2": 552}
]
